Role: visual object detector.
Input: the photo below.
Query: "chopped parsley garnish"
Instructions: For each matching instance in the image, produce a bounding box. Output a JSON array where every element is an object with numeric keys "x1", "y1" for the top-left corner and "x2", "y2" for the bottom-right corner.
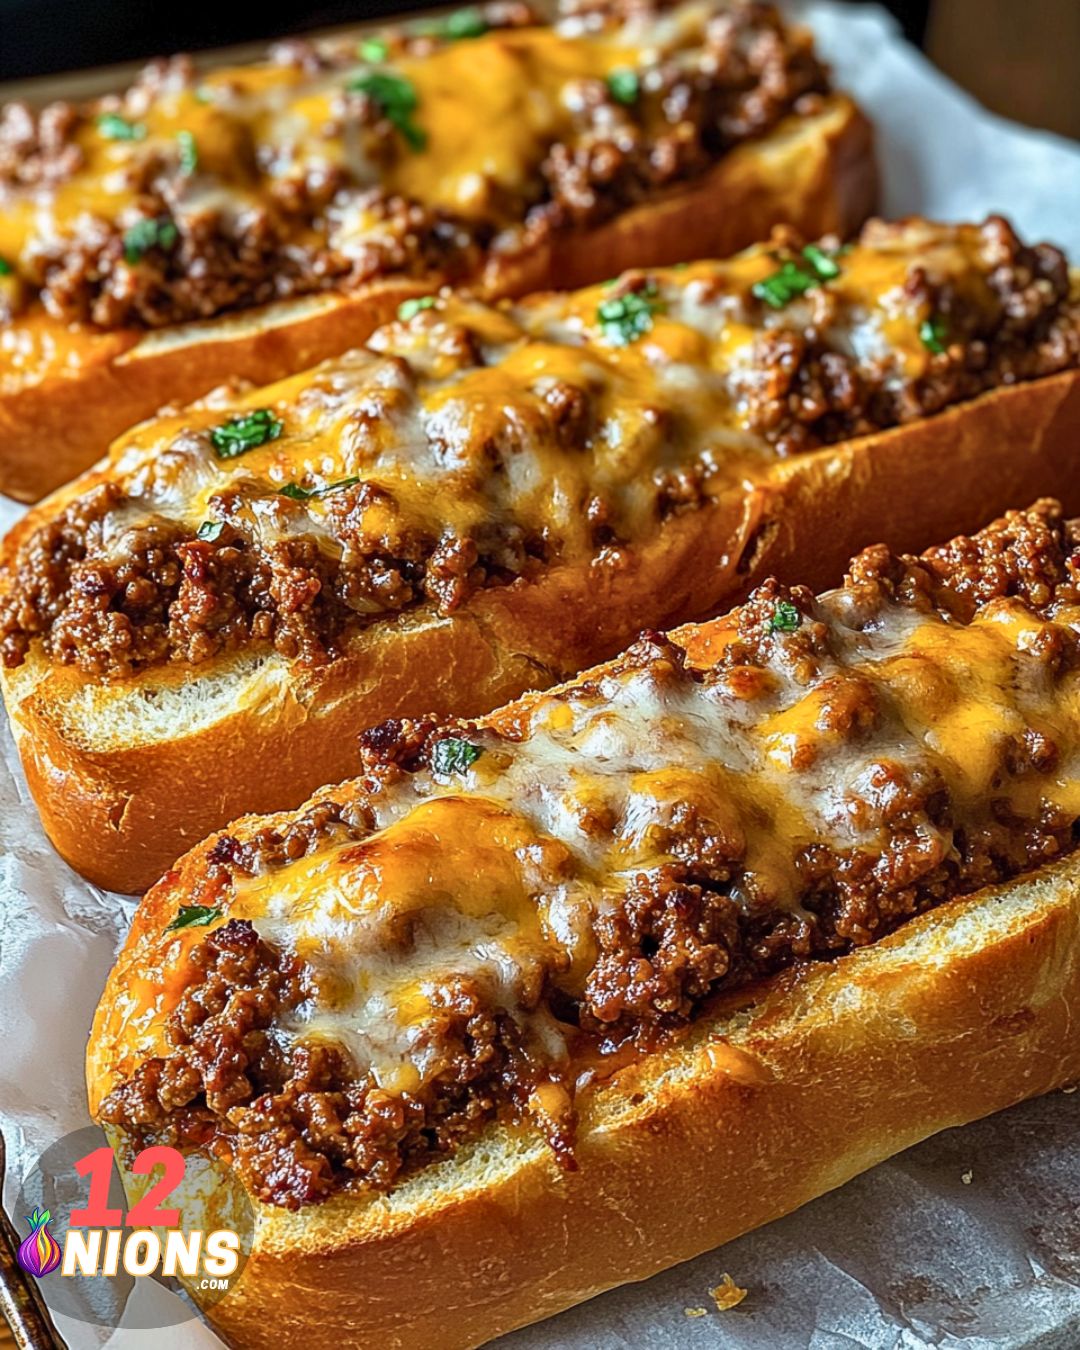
[
  {"x1": 123, "y1": 216, "x2": 179, "y2": 265},
  {"x1": 278, "y1": 476, "x2": 361, "y2": 501},
  {"x1": 97, "y1": 112, "x2": 146, "y2": 141},
  {"x1": 397, "y1": 294, "x2": 437, "y2": 321},
  {"x1": 0, "y1": 258, "x2": 11, "y2": 277},
  {"x1": 432, "y1": 738, "x2": 483, "y2": 775},
  {"x1": 210, "y1": 408, "x2": 283, "y2": 458},
  {"x1": 607, "y1": 68, "x2": 640, "y2": 106},
  {"x1": 360, "y1": 36, "x2": 389, "y2": 62},
  {"x1": 196, "y1": 520, "x2": 224, "y2": 541},
  {"x1": 177, "y1": 129, "x2": 199, "y2": 175},
  {"x1": 800, "y1": 243, "x2": 841, "y2": 280},
  {"x1": 768, "y1": 600, "x2": 801, "y2": 633},
  {"x1": 166, "y1": 904, "x2": 222, "y2": 932},
  {"x1": 919, "y1": 315, "x2": 948, "y2": 355},
  {"x1": 443, "y1": 7, "x2": 488, "y2": 38},
  {"x1": 597, "y1": 281, "x2": 663, "y2": 346},
  {"x1": 751, "y1": 245, "x2": 843, "y2": 310},
  {"x1": 348, "y1": 72, "x2": 426, "y2": 151},
  {"x1": 415, "y1": 6, "x2": 489, "y2": 39}
]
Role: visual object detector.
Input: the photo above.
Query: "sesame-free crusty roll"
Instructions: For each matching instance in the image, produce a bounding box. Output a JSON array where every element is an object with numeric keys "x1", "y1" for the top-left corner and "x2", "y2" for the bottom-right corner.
[
  {"x1": 88, "y1": 501, "x2": 1080, "y2": 1348},
  {"x1": 4, "y1": 215, "x2": 1080, "y2": 892},
  {"x1": 0, "y1": 0, "x2": 875, "y2": 500}
]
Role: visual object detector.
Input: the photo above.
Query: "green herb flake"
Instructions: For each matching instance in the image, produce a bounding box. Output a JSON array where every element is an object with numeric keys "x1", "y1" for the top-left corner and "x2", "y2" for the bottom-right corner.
[
  {"x1": 414, "y1": 7, "x2": 488, "y2": 39},
  {"x1": 752, "y1": 261, "x2": 811, "y2": 309},
  {"x1": 444, "y1": 7, "x2": 489, "y2": 39},
  {"x1": 278, "y1": 476, "x2": 361, "y2": 501},
  {"x1": 432, "y1": 737, "x2": 483, "y2": 775},
  {"x1": 397, "y1": 294, "x2": 437, "y2": 321},
  {"x1": 801, "y1": 243, "x2": 841, "y2": 280},
  {"x1": 196, "y1": 520, "x2": 224, "y2": 541},
  {"x1": 0, "y1": 258, "x2": 12, "y2": 277},
  {"x1": 123, "y1": 216, "x2": 179, "y2": 265},
  {"x1": 360, "y1": 36, "x2": 389, "y2": 62},
  {"x1": 210, "y1": 408, "x2": 283, "y2": 458},
  {"x1": 177, "y1": 129, "x2": 199, "y2": 175},
  {"x1": 348, "y1": 71, "x2": 426, "y2": 151},
  {"x1": 166, "y1": 904, "x2": 222, "y2": 932},
  {"x1": 751, "y1": 245, "x2": 844, "y2": 310},
  {"x1": 606, "y1": 67, "x2": 640, "y2": 106},
  {"x1": 920, "y1": 315, "x2": 948, "y2": 355},
  {"x1": 768, "y1": 600, "x2": 801, "y2": 634},
  {"x1": 597, "y1": 280, "x2": 663, "y2": 346},
  {"x1": 97, "y1": 112, "x2": 146, "y2": 141}
]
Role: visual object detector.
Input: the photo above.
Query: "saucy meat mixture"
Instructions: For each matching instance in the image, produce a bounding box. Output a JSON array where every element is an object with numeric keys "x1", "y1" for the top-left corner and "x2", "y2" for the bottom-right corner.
[
  {"x1": 4, "y1": 216, "x2": 1078, "y2": 678},
  {"x1": 0, "y1": 0, "x2": 828, "y2": 329},
  {"x1": 98, "y1": 501, "x2": 1080, "y2": 1207}
]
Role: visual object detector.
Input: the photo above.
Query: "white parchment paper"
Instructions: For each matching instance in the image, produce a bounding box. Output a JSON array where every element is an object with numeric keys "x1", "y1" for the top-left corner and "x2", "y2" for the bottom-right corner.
[{"x1": 2, "y1": 5, "x2": 1079, "y2": 1346}]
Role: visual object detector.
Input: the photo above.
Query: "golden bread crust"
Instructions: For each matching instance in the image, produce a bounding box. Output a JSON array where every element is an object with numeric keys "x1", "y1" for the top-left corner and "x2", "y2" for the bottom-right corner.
[{"x1": 88, "y1": 830, "x2": 1080, "y2": 1348}]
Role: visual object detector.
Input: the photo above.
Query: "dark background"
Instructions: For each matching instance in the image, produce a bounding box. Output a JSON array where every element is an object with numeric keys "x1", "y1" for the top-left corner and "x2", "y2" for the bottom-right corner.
[
  {"x1": 0, "y1": 0, "x2": 932, "y2": 79},
  {"x1": 0, "y1": 0, "x2": 1077, "y2": 139}
]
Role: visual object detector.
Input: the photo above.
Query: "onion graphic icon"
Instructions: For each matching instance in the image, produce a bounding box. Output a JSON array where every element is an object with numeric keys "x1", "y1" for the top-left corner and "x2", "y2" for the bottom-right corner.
[{"x1": 17, "y1": 1207, "x2": 62, "y2": 1278}]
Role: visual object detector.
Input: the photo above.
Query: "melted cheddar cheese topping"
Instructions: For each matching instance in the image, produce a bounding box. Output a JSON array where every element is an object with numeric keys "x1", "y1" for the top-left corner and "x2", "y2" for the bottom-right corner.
[
  {"x1": 115, "y1": 548, "x2": 1080, "y2": 1100},
  {"x1": 99, "y1": 221, "x2": 997, "y2": 568},
  {"x1": 0, "y1": 0, "x2": 740, "y2": 283}
]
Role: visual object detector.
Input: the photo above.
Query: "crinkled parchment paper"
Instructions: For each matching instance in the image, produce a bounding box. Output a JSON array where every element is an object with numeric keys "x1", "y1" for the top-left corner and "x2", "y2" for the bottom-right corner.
[{"x1": 2, "y1": 4, "x2": 1080, "y2": 1345}]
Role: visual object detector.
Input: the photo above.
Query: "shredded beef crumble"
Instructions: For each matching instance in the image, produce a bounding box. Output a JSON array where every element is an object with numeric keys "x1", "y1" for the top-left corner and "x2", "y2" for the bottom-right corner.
[{"x1": 100, "y1": 502, "x2": 1080, "y2": 1206}]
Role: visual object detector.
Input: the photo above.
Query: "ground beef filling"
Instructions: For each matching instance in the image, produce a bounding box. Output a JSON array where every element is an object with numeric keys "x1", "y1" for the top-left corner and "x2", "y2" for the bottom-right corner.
[
  {"x1": 207, "y1": 798, "x2": 376, "y2": 877},
  {"x1": 508, "y1": 2, "x2": 828, "y2": 252},
  {"x1": 99, "y1": 505, "x2": 1080, "y2": 1207},
  {"x1": 581, "y1": 518, "x2": 1080, "y2": 1035},
  {"x1": 2, "y1": 1, "x2": 827, "y2": 330},
  {"x1": 4, "y1": 221, "x2": 1079, "y2": 678},
  {"x1": 738, "y1": 218, "x2": 1080, "y2": 456},
  {"x1": 98, "y1": 919, "x2": 571, "y2": 1208},
  {"x1": 0, "y1": 483, "x2": 549, "y2": 676}
]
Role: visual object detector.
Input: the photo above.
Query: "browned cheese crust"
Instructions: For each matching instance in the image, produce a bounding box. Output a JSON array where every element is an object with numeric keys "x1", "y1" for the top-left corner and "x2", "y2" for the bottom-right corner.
[
  {"x1": 87, "y1": 501, "x2": 1080, "y2": 1347},
  {"x1": 0, "y1": 0, "x2": 876, "y2": 499}
]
